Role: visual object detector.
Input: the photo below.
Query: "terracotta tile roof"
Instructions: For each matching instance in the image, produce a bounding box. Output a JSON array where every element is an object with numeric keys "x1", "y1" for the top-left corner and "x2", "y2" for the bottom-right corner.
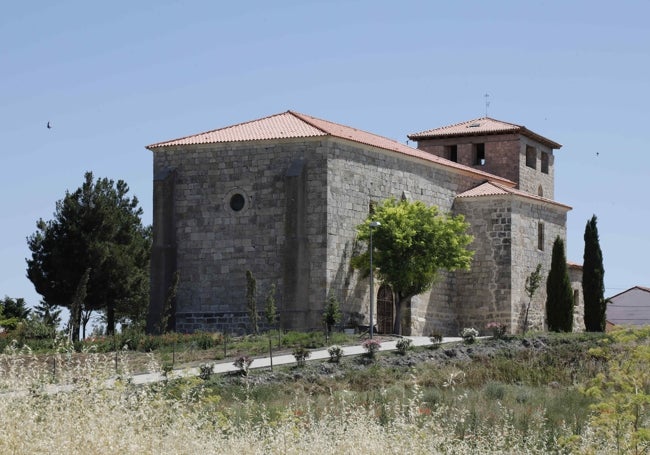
[
  {"x1": 147, "y1": 110, "x2": 515, "y2": 186},
  {"x1": 408, "y1": 117, "x2": 562, "y2": 149},
  {"x1": 567, "y1": 261, "x2": 583, "y2": 269},
  {"x1": 147, "y1": 111, "x2": 327, "y2": 147},
  {"x1": 456, "y1": 181, "x2": 571, "y2": 210}
]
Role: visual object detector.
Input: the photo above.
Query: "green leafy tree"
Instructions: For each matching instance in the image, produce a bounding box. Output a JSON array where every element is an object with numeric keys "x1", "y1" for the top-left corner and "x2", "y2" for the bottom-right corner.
[
  {"x1": 351, "y1": 198, "x2": 473, "y2": 335},
  {"x1": 26, "y1": 172, "x2": 151, "y2": 340},
  {"x1": 585, "y1": 327, "x2": 650, "y2": 453},
  {"x1": 322, "y1": 296, "x2": 342, "y2": 335},
  {"x1": 0, "y1": 296, "x2": 31, "y2": 320},
  {"x1": 583, "y1": 215, "x2": 606, "y2": 332},
  {"x1": 546, "y1": 236, "x2": 574, "y2": 332},
  {"x1": 32, "y1": 300, "x2": 62, "y2": 333},
  {"x1": 245, "y1": 270, "x2": 259, "y2": 334},
  {"x1": 522, "y1": 263, "x2": 543, "y2": 334},
  {"x1": 33, "y1": 300, "x2": 62, "y2": 328}
]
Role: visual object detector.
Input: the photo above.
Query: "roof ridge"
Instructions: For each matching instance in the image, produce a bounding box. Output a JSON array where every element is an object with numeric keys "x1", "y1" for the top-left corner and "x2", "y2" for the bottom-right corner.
[
  {"x1": 290, "y1": 110, "x2": 398, "y2": 142},
  {"x1": 288, "y1": 110, "x2": 331, "y2": 135}
]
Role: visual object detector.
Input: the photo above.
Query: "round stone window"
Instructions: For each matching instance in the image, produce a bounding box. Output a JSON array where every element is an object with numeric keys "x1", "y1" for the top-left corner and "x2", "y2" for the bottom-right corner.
[{"x1": 229, "y1": 193, "x2": 245, "y2": 211}]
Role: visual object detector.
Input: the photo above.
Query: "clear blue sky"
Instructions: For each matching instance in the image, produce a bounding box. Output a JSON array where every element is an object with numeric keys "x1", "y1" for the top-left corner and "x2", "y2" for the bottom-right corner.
[{"x1": 2, "y1": 0, "x2": 648, "y2": 314}]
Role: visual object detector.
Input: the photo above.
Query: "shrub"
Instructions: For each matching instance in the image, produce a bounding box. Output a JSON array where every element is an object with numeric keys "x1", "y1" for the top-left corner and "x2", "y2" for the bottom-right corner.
[
  {"x1": 199, "y1": 363, "x2": 213, "y2": 380},
  {"x1": 487, "y1": 322, "x2": 507, "y2": 339},
  {"x1": 327, "y1": 345, "x2": 344, "y2": 363},
  {"x1": 461, "y1": 327, "x2": 479, "y2": 344},
  {"x1": 292, "y1": 346, "x2": 311, "y2": 366},
  {"x1": 396, "y1": 338, "x2": 412, "y2": 355},
  {"x1": 429, "y1": 331, "x2": 443, "y2": 349},
  {"x1": 233, "y1": 355, "x2": 253, "y2": 376},
  {"x1": 362, "y1": 339, "x2": 381, "y2": 358}
]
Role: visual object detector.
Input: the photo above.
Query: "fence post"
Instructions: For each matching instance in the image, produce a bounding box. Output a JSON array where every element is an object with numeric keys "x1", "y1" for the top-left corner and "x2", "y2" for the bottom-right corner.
[{"x1": 269, "y1": 338, "x2": 273, "y2": 372}]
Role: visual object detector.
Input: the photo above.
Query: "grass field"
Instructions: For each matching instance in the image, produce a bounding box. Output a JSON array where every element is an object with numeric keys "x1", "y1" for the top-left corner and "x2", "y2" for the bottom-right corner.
[{"x1": 1, "y1": 328, "x2": 648, "y2": 454}]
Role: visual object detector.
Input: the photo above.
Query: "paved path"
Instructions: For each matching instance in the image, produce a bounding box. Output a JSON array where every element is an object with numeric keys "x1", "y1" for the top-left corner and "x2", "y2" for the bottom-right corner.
[
  {"x1": 130, "y1": 335, "x2": 463, "y2": 385},
  {"x1": 1, "y1": 336, "x2": 464, "y2": 395}
]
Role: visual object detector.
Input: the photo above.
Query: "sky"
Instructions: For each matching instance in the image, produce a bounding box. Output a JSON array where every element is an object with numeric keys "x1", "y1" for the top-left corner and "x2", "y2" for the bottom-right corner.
[{"x1": 1, "y1": 0, "x2": 649, "y2": 315}]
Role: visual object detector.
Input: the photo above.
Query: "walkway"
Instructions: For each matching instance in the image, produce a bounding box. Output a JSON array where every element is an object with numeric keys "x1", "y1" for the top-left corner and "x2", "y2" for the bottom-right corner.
[{"x1": 130, "y1": 335, "x2": 463, "y2": 385}]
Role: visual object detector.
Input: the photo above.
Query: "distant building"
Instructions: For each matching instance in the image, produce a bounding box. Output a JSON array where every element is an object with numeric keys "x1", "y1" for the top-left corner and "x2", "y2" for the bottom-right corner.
[
  {"x1": 146, "y1": 111, "x2": 583, "y2": 336},
  {"x1": 607, "y1": 286, "x2": 650, "y2": 328}
]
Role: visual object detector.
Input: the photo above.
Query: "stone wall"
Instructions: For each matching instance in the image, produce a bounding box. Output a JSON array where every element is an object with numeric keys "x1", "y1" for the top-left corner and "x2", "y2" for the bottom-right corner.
[
  {"x1": 151, "y1": 138, "x2": 328, "y2": 333},
  {"x1": 453, "y1": 197, "x2": 513, "y2": 334},
  {"x1": 324, "y1": 138, "x2": 486, "y2": 335},
  {"x1": 568, "y1": 264, "x2": 584, "y2": 331},
  {"x1": 510, "y1": 200, "x2": 568, "y2": 332},
  {"x1": 150, "y1": 133, "x2": 575, "y2": 336}
]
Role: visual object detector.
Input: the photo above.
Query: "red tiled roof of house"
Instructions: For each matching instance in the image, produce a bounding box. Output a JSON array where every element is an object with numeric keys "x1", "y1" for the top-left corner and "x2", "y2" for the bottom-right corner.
[
  {"x1": 147, "y1": 110, "x2": 515, "y2": 186},
  {"x1": 408, "y1": 117, "x2": 562, "y2": 150},
  {"x1": 455, "y1": 181, "x2": 571, "y2": 210}
]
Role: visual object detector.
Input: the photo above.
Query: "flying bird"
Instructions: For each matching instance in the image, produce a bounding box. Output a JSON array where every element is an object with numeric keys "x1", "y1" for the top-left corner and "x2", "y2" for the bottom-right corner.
[{"x1": 47, "y1": 121, "x2": 52, "y2": 129}]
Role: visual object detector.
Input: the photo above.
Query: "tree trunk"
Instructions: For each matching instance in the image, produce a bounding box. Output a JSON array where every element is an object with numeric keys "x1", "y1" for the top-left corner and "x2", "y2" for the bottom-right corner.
[
  {"x1": 106, "y1": 303, "x2": 115, "y2": 335},
  {"x1": 393, "y1": 294, "x2": 411, "y2": 335}
]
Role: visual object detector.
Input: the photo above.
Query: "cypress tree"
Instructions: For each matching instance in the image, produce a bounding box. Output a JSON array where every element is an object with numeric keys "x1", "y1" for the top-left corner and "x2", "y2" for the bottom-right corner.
[
  {"x1": 546, "y1": 236, "x2": 574, "y2": 332},
  {"x1": 583, "y1": 215, "x2": 606, "y2": 331}
]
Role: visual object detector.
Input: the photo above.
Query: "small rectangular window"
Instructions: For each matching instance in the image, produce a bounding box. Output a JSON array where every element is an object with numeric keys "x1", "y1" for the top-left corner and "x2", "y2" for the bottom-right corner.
[
  {"x1": 526, "y1": 146, "x2": 536, "y2": 169},
  {"x1": 538, "y1": 223, "x2": 544, "y2": 251},
  {"x1": 541, "y1": 152, "x2": 549, "y2": 174},
  {"x1": 369, "y1": 200, "x2": 376, "y2": 215},
  {"x1": 473, "y1": 143, "x2": 485, "y2": 166},
  {"x1": 573, "y1": 289, "x2": 580, "y2": 305},
  {"x1": 446, "y1": 145, "x2": 458, "y2": 162}
]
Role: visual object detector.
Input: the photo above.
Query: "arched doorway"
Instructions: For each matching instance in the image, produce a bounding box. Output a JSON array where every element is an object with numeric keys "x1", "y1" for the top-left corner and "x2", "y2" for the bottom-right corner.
[{"x1": 376, "y1": 285, "x2": 394, "y2": 334}]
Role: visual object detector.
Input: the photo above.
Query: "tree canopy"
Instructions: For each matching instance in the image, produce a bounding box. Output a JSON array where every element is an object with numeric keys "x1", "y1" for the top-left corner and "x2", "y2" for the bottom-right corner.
[
  {"x1": 0, "y1": 296, "x2": 31, "y2": 330},
  {"x1": 583, "y1": 215, "x2": 606, "y2": 332},
  {"x1": 352, "y1": 198, "x2": 474, "y2": 334},
  {"x1": 546, "y1": 236, "x2": 574, "y2": 332},
  {"x1": 26, "y1": 172, "x2": 151, "y2": 340}
]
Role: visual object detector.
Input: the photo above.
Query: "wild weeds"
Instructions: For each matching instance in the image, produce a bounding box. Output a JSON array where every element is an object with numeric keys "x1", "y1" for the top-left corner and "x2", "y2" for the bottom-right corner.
[{"x1": 0, "y1": 331, "x2": 639, "y2": 454}]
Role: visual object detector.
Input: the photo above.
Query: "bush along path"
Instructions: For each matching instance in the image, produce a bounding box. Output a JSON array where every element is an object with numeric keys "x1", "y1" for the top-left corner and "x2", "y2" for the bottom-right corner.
[{"x1": 129, "y1": 335, "x2": 464, "y2": 385}]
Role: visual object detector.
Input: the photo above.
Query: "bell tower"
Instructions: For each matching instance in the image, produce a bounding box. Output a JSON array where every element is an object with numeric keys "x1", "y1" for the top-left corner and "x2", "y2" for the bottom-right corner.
[{"x1": 408, "y1": 117, "x2": 562, "y2": 200}]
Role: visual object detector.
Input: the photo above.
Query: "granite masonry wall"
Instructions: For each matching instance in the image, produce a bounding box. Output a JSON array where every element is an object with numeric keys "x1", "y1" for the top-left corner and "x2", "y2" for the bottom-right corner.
[
  {"x1": 150, "y1": 133, "x2": 578, "y2": 336},
  {"x1": 510, "y1": 199, "x2": 568, "y2": 332},
  {"x1": 452, "y1": 197, "x2": 514, "y2": 333},
  {"x1": 151, "y1": 138, "x2": 328, "y2": 334},
  {"x1": 323, "y1": 138, "x2": 487, "y2": 335}
]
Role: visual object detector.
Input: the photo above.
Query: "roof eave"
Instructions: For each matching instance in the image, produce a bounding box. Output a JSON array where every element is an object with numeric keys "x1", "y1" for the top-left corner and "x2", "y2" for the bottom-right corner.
[{"x1": 408, "y1": 129, "x2": 561, "y2": 150}]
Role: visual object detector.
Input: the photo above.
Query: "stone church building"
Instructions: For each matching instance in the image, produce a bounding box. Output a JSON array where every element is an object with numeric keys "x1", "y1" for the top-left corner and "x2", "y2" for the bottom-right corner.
[{"x1": 145, "y1": 111, "x2": 583, "y2": 336}]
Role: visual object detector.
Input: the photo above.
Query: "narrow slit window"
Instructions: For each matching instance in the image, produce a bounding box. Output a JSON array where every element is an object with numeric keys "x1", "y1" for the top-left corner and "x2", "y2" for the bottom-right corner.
[
  {"x1": 526, "y1": 146, "x2": 536, "y2": 169},
  {"x1": 538, "y1": 223, "x2": 545, "y2": 251},
  {"x1": 446, "y1": 145, "x2": 458, "y2": 162},
  {"x1": 473, "y1": 143, "x2": 485, "y2": 166}
]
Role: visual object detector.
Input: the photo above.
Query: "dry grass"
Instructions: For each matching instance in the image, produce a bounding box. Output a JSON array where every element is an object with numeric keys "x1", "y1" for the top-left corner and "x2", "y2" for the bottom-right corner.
[{"x1": 0, "y1": 332, "x2": 641, "y2": 454}]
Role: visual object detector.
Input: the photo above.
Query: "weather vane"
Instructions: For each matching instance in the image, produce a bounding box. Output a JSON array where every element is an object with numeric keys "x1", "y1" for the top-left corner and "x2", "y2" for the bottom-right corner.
[{"x1": 484, "y1": 93, "x2": 490, "y2": 117}]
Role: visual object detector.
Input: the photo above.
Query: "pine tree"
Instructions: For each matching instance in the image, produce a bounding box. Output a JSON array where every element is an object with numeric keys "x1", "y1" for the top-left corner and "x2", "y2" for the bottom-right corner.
[
  {"x1": 583, "y1": 215, "x2": 606, "y2": 331},
  {"x1": 26, "y1": 172, "x2": 151, "y2": 338},
  {"x1": 546, "y1": 236, "x2": 574, "y2": 332}
]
